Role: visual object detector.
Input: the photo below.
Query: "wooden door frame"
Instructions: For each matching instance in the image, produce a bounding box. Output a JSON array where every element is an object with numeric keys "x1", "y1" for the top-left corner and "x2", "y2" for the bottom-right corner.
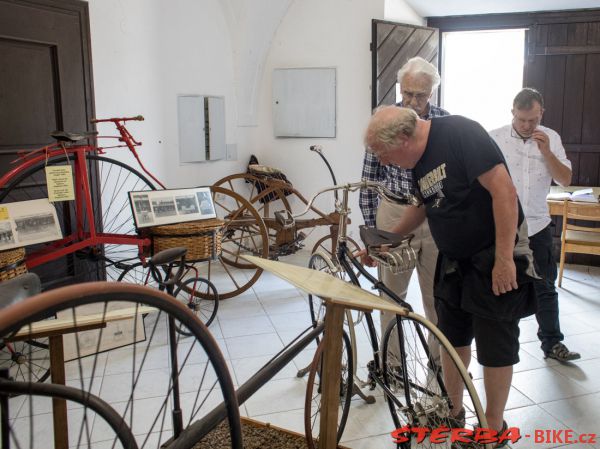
[
  {"x1": 427, "y1": 9, "x2": 600, "y2": 31},
  {"x1": 3, "y1": 0, "x2": 97, "y2": 131},
  {"x1": 371, "y1": 19, "x2": 440, "y2": 109}
]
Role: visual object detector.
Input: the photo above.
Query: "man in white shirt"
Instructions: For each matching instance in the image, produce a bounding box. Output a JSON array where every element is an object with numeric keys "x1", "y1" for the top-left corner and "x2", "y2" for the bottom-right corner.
[{"x1": 490, "y1": 88, "x2": 580, "y2": 363}]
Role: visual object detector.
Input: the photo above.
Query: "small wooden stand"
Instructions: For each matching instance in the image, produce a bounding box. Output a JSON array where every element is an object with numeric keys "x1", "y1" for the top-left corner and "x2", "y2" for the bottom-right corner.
[{"x1": 5, "y1": 306, "x2": 154, "y2": 449}]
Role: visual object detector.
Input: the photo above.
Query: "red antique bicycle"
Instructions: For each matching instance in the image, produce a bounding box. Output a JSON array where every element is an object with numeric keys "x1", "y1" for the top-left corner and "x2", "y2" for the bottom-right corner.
[{"x1": 0, "y1": 116, "x2": 163, "y2": 286}]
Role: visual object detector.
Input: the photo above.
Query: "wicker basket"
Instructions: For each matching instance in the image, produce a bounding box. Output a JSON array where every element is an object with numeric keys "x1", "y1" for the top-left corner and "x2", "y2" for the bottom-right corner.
[
  {"x1": 149, "y1": 218, "x2": 225, "y2": 262},
  {"x1": 0, "y1": 247, "x2": 27, "y2": 282}
]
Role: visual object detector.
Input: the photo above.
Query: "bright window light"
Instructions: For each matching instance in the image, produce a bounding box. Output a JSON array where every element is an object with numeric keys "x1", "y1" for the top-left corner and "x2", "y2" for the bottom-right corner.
[{"x1": 441, "y1": 29, "x2": 525, "y2": 131}]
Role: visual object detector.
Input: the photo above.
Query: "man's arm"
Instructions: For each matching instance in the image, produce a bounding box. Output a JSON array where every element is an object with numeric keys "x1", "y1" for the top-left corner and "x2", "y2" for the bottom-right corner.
[
  {"x1": 477, "y1": 164, "x2": 519, "y2": 296},
  {"x1": 532, "y1": 129, "x2": 572, "y2": 187},
  {"x1": 389, "y1": 205, "x2": 427, "y2": 236},
  {"x1": 359, "y1": 151, "x2": 382, "y2": 226}
]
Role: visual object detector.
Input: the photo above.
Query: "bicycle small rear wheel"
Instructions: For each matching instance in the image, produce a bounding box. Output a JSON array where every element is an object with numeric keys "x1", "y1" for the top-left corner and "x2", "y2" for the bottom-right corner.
[
  {"x1": 174, "y1": 277, "x2": 218, "y2": 330},
  {"x1": 118, "y1": 262, "x2": 218, "y2": 331},
  {"x1": 0, "y1": 339, "x2": 50, "y2": 384},
  {"x1": 304, "y1": 330, "x2": 353, "y2": 449},
  {"x1": 382, "y1": 313, "x2": 487, "y2": 449}
]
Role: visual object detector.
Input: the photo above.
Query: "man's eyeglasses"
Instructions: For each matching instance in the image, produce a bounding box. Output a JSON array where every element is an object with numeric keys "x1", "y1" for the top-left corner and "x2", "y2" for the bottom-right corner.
[{"x1": 401, "y1": 90, "x2": 430, "y2": 102}]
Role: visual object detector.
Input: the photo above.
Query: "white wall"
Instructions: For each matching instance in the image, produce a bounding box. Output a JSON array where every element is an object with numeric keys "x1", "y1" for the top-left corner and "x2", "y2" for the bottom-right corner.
[
  {"x1": 243, "y1": 0, "x2": 424, "y2": 244},
  {"x1": 385, "y1": 0, "x2": 425, "y2": 25},
  {"x1": 88, "y1": 0, "x2": 246, "y2": 189},
  {"x1": 88, "y1": 0, "x2": 424, "y2": 244}
]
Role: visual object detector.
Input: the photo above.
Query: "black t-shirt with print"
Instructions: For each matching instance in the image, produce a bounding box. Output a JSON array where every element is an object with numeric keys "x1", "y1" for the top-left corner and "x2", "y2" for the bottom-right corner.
[{"x1": 414, "y1": 115, "x2": 523, "y2": 260}]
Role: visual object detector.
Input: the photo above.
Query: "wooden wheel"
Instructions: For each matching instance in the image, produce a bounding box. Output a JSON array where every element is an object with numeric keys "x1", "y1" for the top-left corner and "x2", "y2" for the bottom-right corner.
[
  {"x1": 213, "y1": 173, "x2": 299, "y2": 259},
  {"x1": 213, "y1": 173, "x2": 338, "y2": 259},
  {"x1": 214, "y1": 173, "x2": 293, "y2": 220},
  {"x1": 191, "y1": 186, "x2": 269, "y2": 299}
]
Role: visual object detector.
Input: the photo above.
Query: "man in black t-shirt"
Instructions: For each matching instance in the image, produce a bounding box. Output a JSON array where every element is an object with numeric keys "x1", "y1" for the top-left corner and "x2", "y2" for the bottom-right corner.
[{"x1": 364, "y1": 105, "x2": 536, "y2": 437}]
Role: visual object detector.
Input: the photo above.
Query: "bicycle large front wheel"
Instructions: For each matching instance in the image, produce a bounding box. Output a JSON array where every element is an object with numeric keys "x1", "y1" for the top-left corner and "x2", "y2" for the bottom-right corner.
[
  {"x1": 0, "y1": 282, "x2": 242, "y2": 449},
  {"x1": 382, "y1": 313, "x2": 488, "y2": 449},
  {"x1": 0, "y1": 154, "x2": 156, "y2": 286}
]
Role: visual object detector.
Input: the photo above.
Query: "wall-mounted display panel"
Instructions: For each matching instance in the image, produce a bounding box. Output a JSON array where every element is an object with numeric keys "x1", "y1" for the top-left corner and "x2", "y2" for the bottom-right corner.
[{"x1": 272, "y1": 68, "x2": 336, "y2": 138}]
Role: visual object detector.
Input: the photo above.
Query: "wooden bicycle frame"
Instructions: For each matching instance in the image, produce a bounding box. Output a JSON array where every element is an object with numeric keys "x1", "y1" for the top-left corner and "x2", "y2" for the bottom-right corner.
[{"x1": 0, "y1": 117, "x2": 165, "y2": 269}]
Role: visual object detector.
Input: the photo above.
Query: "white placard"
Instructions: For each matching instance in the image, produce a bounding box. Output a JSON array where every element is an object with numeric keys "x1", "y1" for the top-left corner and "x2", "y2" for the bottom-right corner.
[
  {"x1": 0, "y1": 199, "x2": 62, "y2": 251},
  {"x1": 129, "y1": 186, "x2": 217, "y2": 229}
]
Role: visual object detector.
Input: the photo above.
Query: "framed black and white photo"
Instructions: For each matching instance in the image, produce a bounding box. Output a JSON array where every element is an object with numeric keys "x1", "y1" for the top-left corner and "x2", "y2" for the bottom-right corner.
[
  {"x1": 129, "y1": 186, "x2": 217, "y2": 228},
  {"x1": 0, "y1": 199, "x2": 62, "y2": 251}
]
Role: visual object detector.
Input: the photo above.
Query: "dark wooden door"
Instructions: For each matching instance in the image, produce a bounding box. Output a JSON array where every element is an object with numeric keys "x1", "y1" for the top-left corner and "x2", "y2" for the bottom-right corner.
[
  {"x1": 525, "y1": 20, "x2": 600, "y2": 264},
  {"x1": 0, "y1": 0, "x2": 95, "y2": 287},
  {"x1": 371, "y1": 20, "x2": 440, "y2": 109}
]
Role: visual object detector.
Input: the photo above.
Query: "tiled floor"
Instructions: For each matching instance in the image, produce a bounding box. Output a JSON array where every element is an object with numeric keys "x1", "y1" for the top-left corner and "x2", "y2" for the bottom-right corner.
[
  {"x1": 9, "y1": 251, "x2": 599, "y2": 448},
  {"x1": 212, "y1": 251, "x2": 600, "y2": 449}
]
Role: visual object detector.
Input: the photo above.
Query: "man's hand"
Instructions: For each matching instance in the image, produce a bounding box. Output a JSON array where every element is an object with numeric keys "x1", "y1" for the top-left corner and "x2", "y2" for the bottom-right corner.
[
  {"x1": 491, "y1": 256, "x2": 518, "y2": 296},
  {"x1": 356, "y1": 248, "x2": 378, "y2": 267},
  {"x1": 532, "y1": 129, "x2": 551, "y2": 155}
]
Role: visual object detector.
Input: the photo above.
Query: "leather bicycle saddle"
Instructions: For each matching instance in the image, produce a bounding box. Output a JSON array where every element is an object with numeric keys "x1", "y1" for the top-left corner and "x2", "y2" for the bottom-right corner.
[{"x1": 359, "y1": 225, "x2": 413, "y2": 250}]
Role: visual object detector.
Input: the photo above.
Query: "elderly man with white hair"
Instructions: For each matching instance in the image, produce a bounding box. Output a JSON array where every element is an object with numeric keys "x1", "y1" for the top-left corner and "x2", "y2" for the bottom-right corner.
[{"x1": 360, "y1": 57, "x2": 448, "y2": 363}]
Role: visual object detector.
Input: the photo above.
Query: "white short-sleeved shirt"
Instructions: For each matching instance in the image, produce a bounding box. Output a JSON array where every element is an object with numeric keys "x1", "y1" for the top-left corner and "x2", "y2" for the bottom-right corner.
[{"x1": 489, "y1": 124, "x2": 571, "y2": 237}]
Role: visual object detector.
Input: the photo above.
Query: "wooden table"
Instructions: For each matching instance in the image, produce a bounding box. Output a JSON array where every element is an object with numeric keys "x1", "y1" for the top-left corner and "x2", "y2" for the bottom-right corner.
[
  {"x1": 6, "y1": 306, "x2": 154, "y2": 449},
  {"x1": 547, "y1": 186, "x2": 600, "y2": 216}
]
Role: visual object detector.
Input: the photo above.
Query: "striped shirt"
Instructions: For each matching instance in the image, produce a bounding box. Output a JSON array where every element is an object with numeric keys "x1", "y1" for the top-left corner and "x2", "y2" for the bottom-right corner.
[{"x1": 359, "y1": 103, "x2": 450, "y2": 226}]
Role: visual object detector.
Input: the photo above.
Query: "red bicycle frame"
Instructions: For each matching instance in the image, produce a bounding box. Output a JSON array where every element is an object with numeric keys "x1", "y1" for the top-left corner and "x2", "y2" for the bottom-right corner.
[{"x1": 0, "y1": 116, "x2": 165, "y2": 269}]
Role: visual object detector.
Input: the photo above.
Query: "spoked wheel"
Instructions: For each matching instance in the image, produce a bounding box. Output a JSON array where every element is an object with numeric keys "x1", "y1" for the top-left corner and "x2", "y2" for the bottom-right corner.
[
  {"x1": 174, "y1": 277, "x2": 218, "y2": 330},
  {"x1": 213, "y1": 173, "x2": 293, "y2": 220},
  {"x1": 311, "y1": 235, "x2": 361, "y2": 263},
  {"x1": 190, "y1": 186, "x2": 268, "y2": 299},
  {"x1": 307, "y1": 251, "x2": 360, "y2": 331},
  {"x1": 0, "y1": 339, "x2": 50, "y2": 384},
  {"x1": 0, "y1": 154, "x2": 156, "y2": 286},
  {"x1": 304, "y1": 330, "x2": 353, "y2": 449},
  {"x1": 0, "y1": 381, "x2": 140, "y2": 449},
  {"x1": 382, "y1": 313, "x2": 488, "y2": 449},
  {"x1": 117, "y1": 263, "x2": 218, "y2": 330},
  {"x1": 213, "y1": 173, "x2": 296, "y2": 258},
  {"x1": 0, "y1": 282, "x2": 243, "y2": 449}
]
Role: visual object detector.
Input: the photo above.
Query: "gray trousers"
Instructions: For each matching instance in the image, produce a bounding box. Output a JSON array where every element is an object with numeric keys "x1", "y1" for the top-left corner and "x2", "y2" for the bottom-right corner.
[{"x1": 376, "y1": 199, "x2": 440, "y2": 363}]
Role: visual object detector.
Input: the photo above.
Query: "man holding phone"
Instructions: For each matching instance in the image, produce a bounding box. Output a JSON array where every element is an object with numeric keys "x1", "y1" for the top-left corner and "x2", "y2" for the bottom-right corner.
[{"x1": 489, "y1": 88, "x2": 580, "y2": 363}]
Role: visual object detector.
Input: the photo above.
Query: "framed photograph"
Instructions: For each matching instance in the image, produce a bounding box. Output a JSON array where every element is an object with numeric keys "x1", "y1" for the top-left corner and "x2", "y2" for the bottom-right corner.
[
  {"x1": 0, "y1": 199, "x2": 62, "y2": 251},
  {"x1": 129, "y1": 186, "x2": 217, "y2": 229}
]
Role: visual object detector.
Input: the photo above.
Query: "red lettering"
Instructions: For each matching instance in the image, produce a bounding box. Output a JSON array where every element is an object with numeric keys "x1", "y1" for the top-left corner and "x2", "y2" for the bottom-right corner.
[
  {"x1": 551, "y1": 430, "x2": 564, "y2": 443},
  {"x1": 587, "y1": 433, "x2": 597, "y2": 444},
  {"x1": 411, "y1": 427, "x2": 430, "y2": 443},
  {"x1": 391, "y1": 426, "x2": 411, "y2": 443},
  {"x1": 475, "y1": 428, "x2": 497, "y2": 444},
  {"x1": 564, "y1": 429, "x2": 574, "y2": 444},
  {"x1": 429, "y1": 427, "x2": 450, "y2": 444},
  {"x1": 534, "y1": 429, "x2": 545, "y2": 443},
  {"x1": 450, "y1": 428, "x2": 473, "y2": 443},
  {"x1": 498, "y1": 427, "x2": 521, "y2": 444}
]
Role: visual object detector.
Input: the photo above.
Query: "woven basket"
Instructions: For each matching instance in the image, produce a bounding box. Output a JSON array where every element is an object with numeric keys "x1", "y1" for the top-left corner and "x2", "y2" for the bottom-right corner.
[
  {"x1": 0, "y1": 247, "x2": 27, "y2": 282},
  {"x1": 149, "y1": 218, "x2": 225, "y2": 262}
]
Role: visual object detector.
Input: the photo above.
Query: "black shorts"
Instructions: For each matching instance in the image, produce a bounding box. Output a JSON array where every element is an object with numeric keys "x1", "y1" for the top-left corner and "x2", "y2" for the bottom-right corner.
[{"x1": 435, "y1": 296, "x2": 520, "y2": 367}]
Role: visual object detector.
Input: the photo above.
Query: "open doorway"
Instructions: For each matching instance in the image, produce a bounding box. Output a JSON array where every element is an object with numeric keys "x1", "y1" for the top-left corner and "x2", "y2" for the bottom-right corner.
[{"x1": 441, "y1": 29, "x2": 526, "y2": 131}]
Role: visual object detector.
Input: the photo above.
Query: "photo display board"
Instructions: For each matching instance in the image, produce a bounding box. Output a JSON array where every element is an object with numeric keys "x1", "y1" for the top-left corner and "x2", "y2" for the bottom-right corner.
[
  {"x1": 0, "y1": 199, "x2": 62, "y2": 251},
  {"x1": 129, "y1": 186, "x2": 216, "y2": 229}
]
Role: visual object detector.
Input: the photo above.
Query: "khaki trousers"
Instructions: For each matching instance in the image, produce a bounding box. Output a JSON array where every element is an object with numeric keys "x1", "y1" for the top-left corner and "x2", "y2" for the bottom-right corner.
[{"x1": 376, "y1": 199, "x2": 440, "y2": 363}]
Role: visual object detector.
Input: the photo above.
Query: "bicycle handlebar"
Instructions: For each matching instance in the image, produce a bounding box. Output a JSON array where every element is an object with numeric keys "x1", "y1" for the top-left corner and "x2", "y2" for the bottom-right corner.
[
  {"x1": 291, "y1": 180, "x2": 421, "y2": 220},
  {"x1": 91, "y1": 115, "x2": 145, "y2": 124}
]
